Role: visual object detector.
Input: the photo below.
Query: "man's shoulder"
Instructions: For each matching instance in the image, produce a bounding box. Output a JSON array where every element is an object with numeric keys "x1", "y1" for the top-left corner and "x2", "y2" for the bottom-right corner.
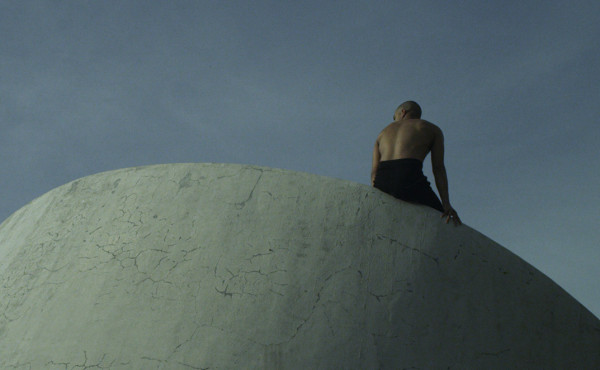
[
  {"x1": 415, "y1": 119, "x2": 442, "y2": 134},
  {"x1": 384, "y1": 121, "x2": 401, "y2": 129},
  {"x1": 413, "y1": 118, "x2": 437, "y2": 127},
  {"x1": 378, "y1": 119, "x2": 441, "y2": 137},
  {"x1": 378, "y1": 121, "x2": 400, "y2": 136}
]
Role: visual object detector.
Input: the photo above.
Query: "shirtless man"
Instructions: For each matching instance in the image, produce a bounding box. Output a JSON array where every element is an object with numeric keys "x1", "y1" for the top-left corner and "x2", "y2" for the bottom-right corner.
[{"x1": 371, "y1": 101, "x2": 461, "y2": 225}]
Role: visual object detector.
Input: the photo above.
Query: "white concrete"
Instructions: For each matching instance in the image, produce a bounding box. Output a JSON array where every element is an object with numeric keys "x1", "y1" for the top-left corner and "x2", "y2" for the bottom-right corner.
[{"x1": 0, "y1": 163, "x2": 598, "y2": 369}]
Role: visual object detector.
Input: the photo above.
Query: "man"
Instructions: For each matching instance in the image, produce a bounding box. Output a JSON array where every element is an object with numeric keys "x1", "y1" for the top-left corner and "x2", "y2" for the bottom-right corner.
[{"x1": 371, "y1": 101, "x2": 461, "y2": 225}]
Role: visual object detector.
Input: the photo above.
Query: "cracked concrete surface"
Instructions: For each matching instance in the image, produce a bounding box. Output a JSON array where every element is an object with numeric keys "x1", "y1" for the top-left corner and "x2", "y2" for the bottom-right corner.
[{"x1": 0, "y1": 163, "x2": 599, "y2": 369}]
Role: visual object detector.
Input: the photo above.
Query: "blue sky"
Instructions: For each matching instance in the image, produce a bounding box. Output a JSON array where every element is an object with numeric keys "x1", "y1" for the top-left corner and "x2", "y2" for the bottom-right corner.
[{"x1": 1, "y1": 1, "x2": 599, "y2": 317}]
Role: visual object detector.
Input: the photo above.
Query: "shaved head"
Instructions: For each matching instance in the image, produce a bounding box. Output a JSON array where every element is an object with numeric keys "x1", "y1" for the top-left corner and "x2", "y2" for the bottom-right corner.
[{"x1": 395, "y1": 101, "x2": 422, "y2": 119}]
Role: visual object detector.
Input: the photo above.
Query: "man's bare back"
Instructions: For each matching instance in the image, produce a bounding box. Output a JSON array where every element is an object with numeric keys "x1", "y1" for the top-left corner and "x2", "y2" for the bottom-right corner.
[
  {"x1": 371, "y1": 101, "x2": 461, "y2": 225},
  {"x1": 375, "y1": 119, "x2": 441, "y2": 162}
]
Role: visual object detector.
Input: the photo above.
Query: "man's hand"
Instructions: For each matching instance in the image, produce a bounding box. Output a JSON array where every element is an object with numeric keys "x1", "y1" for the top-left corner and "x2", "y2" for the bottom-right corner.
[{"x1": 441, "y1": 206, "x2": 462, "y2": 226}]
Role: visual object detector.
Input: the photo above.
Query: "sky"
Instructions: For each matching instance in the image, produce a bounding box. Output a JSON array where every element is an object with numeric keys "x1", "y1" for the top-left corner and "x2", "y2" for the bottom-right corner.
[{"x1": 1, "y1": 1, "x2": 599, "y2": 317}]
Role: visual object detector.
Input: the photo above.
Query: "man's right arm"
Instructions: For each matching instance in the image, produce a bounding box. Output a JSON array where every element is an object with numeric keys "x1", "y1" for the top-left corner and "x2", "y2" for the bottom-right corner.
[{"x1": 430, "y1": 127, "x2": 461, "y2": 225}]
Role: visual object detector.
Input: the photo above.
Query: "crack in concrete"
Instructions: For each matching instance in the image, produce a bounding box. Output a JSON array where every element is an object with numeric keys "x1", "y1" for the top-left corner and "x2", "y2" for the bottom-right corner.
[
  {"x1": 478, "y1": 348, "x2": 511, "y2": 357},
  {"x1": 4, "y1": 362, "x2": 33, "y2": 369},
  {"x1": 376, "y1": 234, "x2": 439, "y2": 266},
  {"x1": 46, "y1": 351, "x2": 120, "y2": 369},
  {"x1": 271, "y1": 265, "x2": 354, "y2": 346},
  {"x1": 246, "y1": 248, "x2": 275, "y2": 262},
  {"x1": 235, "y1": 169, "x2": 264, "y2": 209}
]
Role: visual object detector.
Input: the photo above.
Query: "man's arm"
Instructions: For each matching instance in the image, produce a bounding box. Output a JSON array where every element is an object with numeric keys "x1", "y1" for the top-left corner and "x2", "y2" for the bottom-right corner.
[
  {"x1": 371, "y1": 136, "x2": 381, "y2": 186},
  {"x1": 430, "y1": 127, "x2": 461, "y2": 225}
]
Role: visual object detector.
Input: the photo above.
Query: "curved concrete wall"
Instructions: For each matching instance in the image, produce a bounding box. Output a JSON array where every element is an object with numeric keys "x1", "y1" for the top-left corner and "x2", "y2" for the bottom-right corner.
[{"x1": 0, "y1": 163, "x2": 598, "y2": 369}]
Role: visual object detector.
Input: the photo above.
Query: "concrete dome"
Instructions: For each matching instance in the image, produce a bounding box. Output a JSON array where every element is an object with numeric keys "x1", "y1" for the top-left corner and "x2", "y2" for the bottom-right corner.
[{"x1": 0, "y1": 163, "x2": 598, "y2": 369}]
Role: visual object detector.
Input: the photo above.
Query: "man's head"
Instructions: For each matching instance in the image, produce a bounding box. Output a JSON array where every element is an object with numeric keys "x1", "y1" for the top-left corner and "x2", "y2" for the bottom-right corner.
[{"x1": 394, "y1": 101, "x2": 422, "y2": 120}]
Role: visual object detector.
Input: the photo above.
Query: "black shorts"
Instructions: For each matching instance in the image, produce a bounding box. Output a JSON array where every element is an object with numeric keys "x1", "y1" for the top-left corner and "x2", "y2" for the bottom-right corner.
[{"x1": 374, "y1": 158, "x2": 444, "y2": 212}]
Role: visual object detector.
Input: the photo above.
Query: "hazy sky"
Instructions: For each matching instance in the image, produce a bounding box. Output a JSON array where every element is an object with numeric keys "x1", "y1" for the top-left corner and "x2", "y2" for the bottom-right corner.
[{"x1": 2, "y1": 1, "x2": 599, "y2": 317}]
